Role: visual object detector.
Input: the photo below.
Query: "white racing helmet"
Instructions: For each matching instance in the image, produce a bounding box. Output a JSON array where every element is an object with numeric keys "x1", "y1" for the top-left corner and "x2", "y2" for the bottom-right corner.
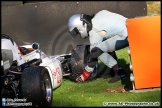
[{"x1": 68, "y1": 14, "x2": 89, "y2": 39}]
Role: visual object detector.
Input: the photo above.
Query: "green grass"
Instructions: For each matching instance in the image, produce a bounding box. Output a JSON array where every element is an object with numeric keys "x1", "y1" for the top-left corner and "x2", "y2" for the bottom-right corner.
[
  {"x1": 52, "y1": 2, "x2": 161, "y2": 107},
  {"x1": 147, "y1": 1, "x2": 161, "y2": 16},
  {"x1": 53, "y1": 78, "x2": 160, "y2": 107}
]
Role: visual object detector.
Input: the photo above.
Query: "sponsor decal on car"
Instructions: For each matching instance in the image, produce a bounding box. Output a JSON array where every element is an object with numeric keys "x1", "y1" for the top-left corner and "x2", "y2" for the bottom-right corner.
[{"x1": 52, "y1": 67, "x2": 62, "y2": 84}]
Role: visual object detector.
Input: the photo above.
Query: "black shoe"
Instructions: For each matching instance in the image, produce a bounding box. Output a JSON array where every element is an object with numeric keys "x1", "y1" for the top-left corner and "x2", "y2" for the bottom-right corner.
[{"x1": 108, "y1": 73, "x2": 121, "y2": 83}]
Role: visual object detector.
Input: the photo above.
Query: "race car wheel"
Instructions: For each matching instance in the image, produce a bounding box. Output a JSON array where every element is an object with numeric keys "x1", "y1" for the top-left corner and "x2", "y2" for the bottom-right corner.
[
  {"x1": 67, "y1": 44, "x2": 118, "y2": 81},
  {"x1": 20, "y1": 66, "x2": 52, "y2": 107},
  {"x1": 68, "y1": 44, "x2": 98, "y2": 81}
]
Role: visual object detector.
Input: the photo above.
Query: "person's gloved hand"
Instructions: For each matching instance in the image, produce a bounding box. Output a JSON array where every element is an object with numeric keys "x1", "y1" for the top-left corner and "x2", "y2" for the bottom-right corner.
[
  {"x1": 19, "y1": 47, "x2": 29, "y2": 55},
  {"x1": 76, "y1": 69, "x2": 91, "y2": 83}
]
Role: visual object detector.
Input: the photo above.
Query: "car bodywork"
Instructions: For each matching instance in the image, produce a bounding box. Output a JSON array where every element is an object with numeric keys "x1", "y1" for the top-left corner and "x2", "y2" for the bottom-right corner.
[
  {"x1": 1, "y1": 38, "x2": 64, "y2": 90},
  {"x1": 1, "y1": 34, "x2": 72, "y2": 106}
]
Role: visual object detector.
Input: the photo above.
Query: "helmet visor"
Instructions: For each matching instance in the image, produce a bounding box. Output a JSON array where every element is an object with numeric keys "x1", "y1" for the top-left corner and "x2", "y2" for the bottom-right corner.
[{"x1": 69, "y1": 27, "x2": 80, "y2": 40}]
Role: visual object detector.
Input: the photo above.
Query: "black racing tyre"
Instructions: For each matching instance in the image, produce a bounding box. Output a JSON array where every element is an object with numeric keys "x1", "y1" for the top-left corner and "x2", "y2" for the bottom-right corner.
[
  {"x1": 20, "y1": 66, "x2": 52, "y2": 107},
  {"x1": 67, "y1": 44, "x2": 118, "y2": 81},
  {"x1": 68, "y1": 44, "x2": 98, "y2": 81}
]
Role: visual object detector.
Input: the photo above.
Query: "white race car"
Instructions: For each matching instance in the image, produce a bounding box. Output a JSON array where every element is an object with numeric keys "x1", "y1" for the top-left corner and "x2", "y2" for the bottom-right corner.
[
  {"x1": 1, "y1": 34, "x2": 100, "y2": 107},
  {"x1": 1, "y1": 34, "x2": 73, "y2": 107}
]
